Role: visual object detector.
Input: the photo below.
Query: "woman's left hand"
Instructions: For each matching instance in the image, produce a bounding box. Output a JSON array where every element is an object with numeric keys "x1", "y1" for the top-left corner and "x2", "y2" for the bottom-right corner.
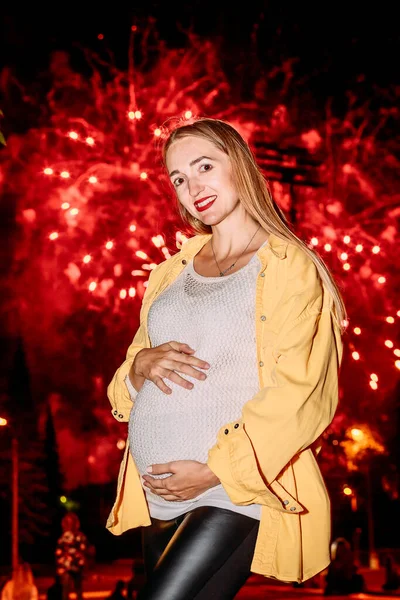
[{"x1": 142, "y1": 460, "x2": 220, "y2": 501}]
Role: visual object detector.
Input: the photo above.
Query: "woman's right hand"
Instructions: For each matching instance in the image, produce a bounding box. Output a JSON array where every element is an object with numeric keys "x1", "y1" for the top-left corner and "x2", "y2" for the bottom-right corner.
[{"x1": 129, "y1": 342, "x2": 210, "y2": 395}]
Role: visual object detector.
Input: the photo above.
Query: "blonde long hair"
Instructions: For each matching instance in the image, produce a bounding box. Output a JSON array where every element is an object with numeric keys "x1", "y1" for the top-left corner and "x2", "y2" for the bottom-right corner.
[{"x1": 162, "y1": 118, "x2": 347, "y2": 332}]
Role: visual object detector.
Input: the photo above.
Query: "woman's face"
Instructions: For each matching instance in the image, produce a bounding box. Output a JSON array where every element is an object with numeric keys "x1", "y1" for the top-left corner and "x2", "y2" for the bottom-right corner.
[{"x1": 165, "y1": 135, "x2": 240, "y2": 225}]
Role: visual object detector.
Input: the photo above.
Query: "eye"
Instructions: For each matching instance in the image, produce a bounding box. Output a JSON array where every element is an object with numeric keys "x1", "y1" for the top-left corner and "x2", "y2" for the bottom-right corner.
[
  {"x1": 173, "y1": 177, "x2": 185, "y2": 188},
  {"x1": 199, "y1": 163, "x2": 213, "y2": 173}
]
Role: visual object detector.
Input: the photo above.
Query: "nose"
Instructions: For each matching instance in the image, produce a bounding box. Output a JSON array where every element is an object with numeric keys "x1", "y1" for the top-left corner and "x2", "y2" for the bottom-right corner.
[{"x1": 188, "y1": 177, "x2": 205, "y2": 198}]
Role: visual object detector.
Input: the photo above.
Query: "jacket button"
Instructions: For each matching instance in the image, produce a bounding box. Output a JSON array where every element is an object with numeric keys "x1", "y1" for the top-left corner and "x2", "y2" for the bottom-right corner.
[
  {"x1": 234, "y1": 423, "x2": 239, "y2": 429},
  {"x1": 283, "y1": 500, "x2": 289, "y2": 505},
  {"x1": 113, "y1": 410, "x2": 118, "y2": 415},
  {"x1": 260, "y1": 315, "x2": 266, "y2": 321},
  {"x1": 118, "y1": 414, "x2": 123, "y2": 419},
  {"x1": 259, "y1": 361, "x2": 264, "y2": 367},
  {"x1": 224, "y1": 429, "x2": 229, "y2": 435},
  {"x1": 260, "y1": 272, "x2": 265, "y2": 277},
  {"x1": 182, "y1": 259, "x2": 187, "y2": 265},
  {"x1": 290, "y1": 507, "x2": 296, "y2": 512}
]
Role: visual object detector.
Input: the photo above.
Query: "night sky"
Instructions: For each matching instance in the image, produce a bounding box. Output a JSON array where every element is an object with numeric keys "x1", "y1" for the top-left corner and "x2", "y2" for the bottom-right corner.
[{"x1": 1, "y1": 1, "x2": 398, "y2": 94}]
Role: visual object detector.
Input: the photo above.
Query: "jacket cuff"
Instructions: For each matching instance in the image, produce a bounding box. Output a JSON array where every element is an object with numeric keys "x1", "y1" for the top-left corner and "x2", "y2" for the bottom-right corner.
[
  {"x1": 124, "y1": 374, "x2": 139, "y2": 401},
  {"x1": 207, "y1": 420, "x2": 303, "y2": 514}
]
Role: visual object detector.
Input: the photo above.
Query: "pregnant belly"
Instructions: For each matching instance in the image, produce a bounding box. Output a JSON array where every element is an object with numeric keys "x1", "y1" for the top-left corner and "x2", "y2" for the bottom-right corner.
[{"x1": 128, "y1": 381, "x2": 219, "y2": 478}]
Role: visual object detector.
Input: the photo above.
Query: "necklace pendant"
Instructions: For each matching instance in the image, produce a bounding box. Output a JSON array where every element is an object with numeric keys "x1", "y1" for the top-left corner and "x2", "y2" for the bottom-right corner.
[{"x1": 220, "y1": 272, "x2": 224, "y2": 277}]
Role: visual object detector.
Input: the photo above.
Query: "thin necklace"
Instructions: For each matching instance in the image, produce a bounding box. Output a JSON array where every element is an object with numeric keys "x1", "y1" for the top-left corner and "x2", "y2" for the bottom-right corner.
[{"x1": 211, "y1": 224, "x2": 261, "y2": 277}]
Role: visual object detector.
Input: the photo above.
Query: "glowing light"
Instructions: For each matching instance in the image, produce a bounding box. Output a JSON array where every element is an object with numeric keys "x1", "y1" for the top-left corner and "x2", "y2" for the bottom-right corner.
[
  {"x1": 60, "y1": 496, "x2": 67, "y2": 503},
  {"x1": 352, "y1": 351, "x2": 360, "y2": 360},
  {"x1": 397, "y1": 311, "x2": 400, "y2": 318},
  {"x1": 342, "y1": 164, "x2": 352, "y2": 174},
  {"x1": 131, "y1": 270, "x2": 147, "y2": 277},
  {"x1": 378, "y1": 276, "x2": 386, "y2": 284},
  {"x1": 395, "y1": 360, "x2": 400, "y2": 370},
  {"x1": 370, "y1": 374, "x2": 378, "y2": 382},
  {"x1": 61, "y1": 203, "x2": 70, "y2": 210},
  {"x1": 340, "y1": 252, "x2": 348, "y2": 260},
  {"x1": 324, "y1": 243, "x2": 332, "y2": 251},
  {"x1": 343, "y1": 263, "x2": 351, "y2": 271},
  {"x1": 134, "y1": 110, "x2": 142, "y2": 119},
  {"x1": 154, "y1": 128, "x2": 162, "y2": 137},
  {"x1": 60, "y1": 171, "x2": 70, "y2": 179},
  {"x1": 49, "y1": 232, "x2": 59, "y2": 240},
  {"x1": 129, "y1": 287, "x2": 136, "y2": 298},
  {"x1": 355, "y1": 244, "x2": 363, "y2": 252},
  {"x1": 86, "y1": 137, "x2": 95, "y2": 145},
  {"x1": 129, "y1": 224, "x2": 137, "y2": 232},
  {"x1": 117, "y1": 439, "x2": 126, "y2": 450},
  {"x1": 343, "y1": 236, "x2": 351, "y2": 244},
  {"x1": 97, "y1": 34, "x2": 104, "y2": 40},
  {"x1": 369, "y1": 381, "x2": 378, "y2": 390},
  {"x1": 385, "y1": 340, "x2": 394, "y2": 348},
  {"x1": 394, "y1": 349, "x2": 400, "y2": 357},
  {"x1": 343, "y1": 486, "x2": 353, "y2": 496},
  {"x1": 88, "y1": 176, "x2": 98, "y2": 184},
  {"x1": 128, "y1": 111, "x2": 135, "y2": 120},
  {"x1": 43, "y1": 167, "x2": 53, "y2": 175},
  {"x1": 120, "y1": 289, "x2": 127, "y2": 299},
  {"x1": 310, "y1": 237, "x2": 318, "y2": 246},
  {"x1": 88, "y1": 455, "x2": 96, "y2": 464},
  {"x1": 354, "y1": 327, "x2": 361, "y2": 335},
  {"x1": 83, "y1": 255, "x2": 91, "y2": 264},
  {"x1": 89, "y1": 282, "x2": 97, "y2": 291},
  {"x1": 332, "y1": 440, "x2": 339, "y2": 446},
  {"x1": 68, "y1": 131, "x2": 78, "y2": 140},
  {"x1": 350, "y1": 428, "x2": 364, "y2": 441},
  {"x1": 372, "y1": 246, "x2": 380, "y2": 254},
  {"x1": 184, "y1": 110, "x2": 192, "y2": 119},
  {"x1": 152, "y1": 235, "x2": 165, "y2": 248},
  {"x1": 140, "y1": 172, "x2": 148, "y2": 180},
  {"x1": 105, "y1": 241, "x2": 114, "y2": 250},
  {"x1": 342, "y1": 319, "x2": 349, "y2": 328},
  {"x1": 70, "y1": 208, "x2": 79, "y2": 216},
  {"x1": 136, "y1": 250, "x2": 148, "y2": 259},
  {"x1": 386, "y1": 316, "x2": 394, "y2": 324},
  {"x1": 0, "y1": 417, "x2": 7, "y2": 426}
]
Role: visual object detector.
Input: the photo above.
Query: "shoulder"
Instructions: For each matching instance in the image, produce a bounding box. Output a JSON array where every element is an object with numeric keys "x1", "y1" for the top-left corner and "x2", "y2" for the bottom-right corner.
[{"x1": 285, "y1": 240, "x2": 321, "y2": 290}]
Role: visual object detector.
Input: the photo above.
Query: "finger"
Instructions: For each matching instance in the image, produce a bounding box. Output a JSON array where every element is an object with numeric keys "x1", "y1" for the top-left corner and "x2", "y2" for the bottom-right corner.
[
  {"x1": 166, "y1": 342, "x2": 196, "y2": 355},
  {"x1": 173, "y1": 362, "x2": 208, "y2": 381},
  {"x1": 165, "y1": 369, "x2": 195, "y2": 390},
  {"x1": 152, "y1": 375, "x2": 172, "y2": 395},
  {"x1": 146, "y1": 463, "x2": 173, "y2": 476}
]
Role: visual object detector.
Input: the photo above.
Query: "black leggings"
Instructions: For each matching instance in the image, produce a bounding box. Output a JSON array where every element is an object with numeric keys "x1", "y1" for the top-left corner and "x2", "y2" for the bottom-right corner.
[{"x1": 137, "y1": 506, "x2": 259, "y2": 600}]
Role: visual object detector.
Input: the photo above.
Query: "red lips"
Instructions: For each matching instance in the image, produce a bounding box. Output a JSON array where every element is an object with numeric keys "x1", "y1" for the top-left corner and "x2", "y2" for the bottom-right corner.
[{"x1": 194, "y1": 195, "x2": 216, "y2": 212}]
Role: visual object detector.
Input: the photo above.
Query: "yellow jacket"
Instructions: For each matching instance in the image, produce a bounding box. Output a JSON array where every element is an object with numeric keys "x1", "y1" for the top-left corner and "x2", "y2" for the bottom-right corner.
[{"x1": 106, "y1": 233, "x2": 343, "y2": 583}]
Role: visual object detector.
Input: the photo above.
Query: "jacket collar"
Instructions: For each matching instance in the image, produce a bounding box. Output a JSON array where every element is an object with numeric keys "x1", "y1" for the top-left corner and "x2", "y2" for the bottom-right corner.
[{"x1": 178, "y1": 232, "x2": 288, "y2": 262}]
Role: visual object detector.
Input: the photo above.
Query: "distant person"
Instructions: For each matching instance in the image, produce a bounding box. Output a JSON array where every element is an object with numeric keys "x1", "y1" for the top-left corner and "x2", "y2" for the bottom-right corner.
[
  {"x1": 382, "y1": 553, "x2": 400, "y2": 591},
  {"x1": 108, "y1": 580, "x2": 126, "y2": 600},
  {"x1": 324, "y1": 538, "x2": 364, "y2": 595},
  {"x1": 46, "y1": 576, "x2": 63, "y2": 600},
  {"x1": 1, "y1": 563, "x2": 38, "y2": 600},
  {"x1": 55, "y1": 512, "x2": 88, "y2": 600}
]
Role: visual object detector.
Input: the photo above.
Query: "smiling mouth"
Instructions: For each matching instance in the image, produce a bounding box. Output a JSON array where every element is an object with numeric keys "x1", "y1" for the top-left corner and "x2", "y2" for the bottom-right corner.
[{"x1": 194, "y1": 195, "x2": 217, "y2": 212}]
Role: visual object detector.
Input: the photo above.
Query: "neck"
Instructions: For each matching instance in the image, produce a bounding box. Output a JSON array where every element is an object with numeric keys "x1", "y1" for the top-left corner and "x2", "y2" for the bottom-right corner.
[{"x1": 209, "y1": 220, "x2": 266, "y2": 262}]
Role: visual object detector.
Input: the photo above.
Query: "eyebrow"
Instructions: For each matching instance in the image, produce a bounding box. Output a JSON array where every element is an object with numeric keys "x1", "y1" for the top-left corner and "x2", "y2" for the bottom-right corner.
[{"x1": 169, "y1": 155, "x2": 215, "y2": 178}]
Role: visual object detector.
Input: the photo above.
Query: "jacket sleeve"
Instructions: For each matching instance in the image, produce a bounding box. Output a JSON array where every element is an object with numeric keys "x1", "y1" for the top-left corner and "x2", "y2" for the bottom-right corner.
[
  {"x1": 107, "y1": 264, "x2": 161, "y2": 423},
  {"x1": 207, "y1": 260, "x2": 343, "y2": 509}
]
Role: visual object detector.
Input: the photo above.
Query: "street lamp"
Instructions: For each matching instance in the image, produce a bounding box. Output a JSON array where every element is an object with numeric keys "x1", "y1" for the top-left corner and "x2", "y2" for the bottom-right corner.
[
  {"x1": 343, "y1": 425, "x2": 384, "y2": 570},
  {"x1": 0, "y1": 416, "x2": 19, "y2": 571}
]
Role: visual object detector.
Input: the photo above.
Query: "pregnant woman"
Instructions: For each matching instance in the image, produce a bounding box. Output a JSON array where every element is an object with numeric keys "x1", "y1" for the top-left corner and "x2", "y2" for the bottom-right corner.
[{"x1": 106, "y1": 118, "x2": 345, "y2": 599}]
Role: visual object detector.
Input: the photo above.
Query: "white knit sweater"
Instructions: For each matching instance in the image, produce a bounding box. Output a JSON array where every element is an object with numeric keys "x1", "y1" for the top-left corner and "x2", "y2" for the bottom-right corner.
[{"x1": 126, "y1": 247, "x2": 266, "y2": 520}]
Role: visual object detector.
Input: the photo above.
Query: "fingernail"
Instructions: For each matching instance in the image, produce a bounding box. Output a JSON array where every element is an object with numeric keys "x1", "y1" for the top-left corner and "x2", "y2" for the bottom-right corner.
[
  {"x1": 204, "y1": 363, "x2": 210, "y2": 368},
  {"x1": 146, "y1": 466, "x2": 153, "y2": 473}
]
